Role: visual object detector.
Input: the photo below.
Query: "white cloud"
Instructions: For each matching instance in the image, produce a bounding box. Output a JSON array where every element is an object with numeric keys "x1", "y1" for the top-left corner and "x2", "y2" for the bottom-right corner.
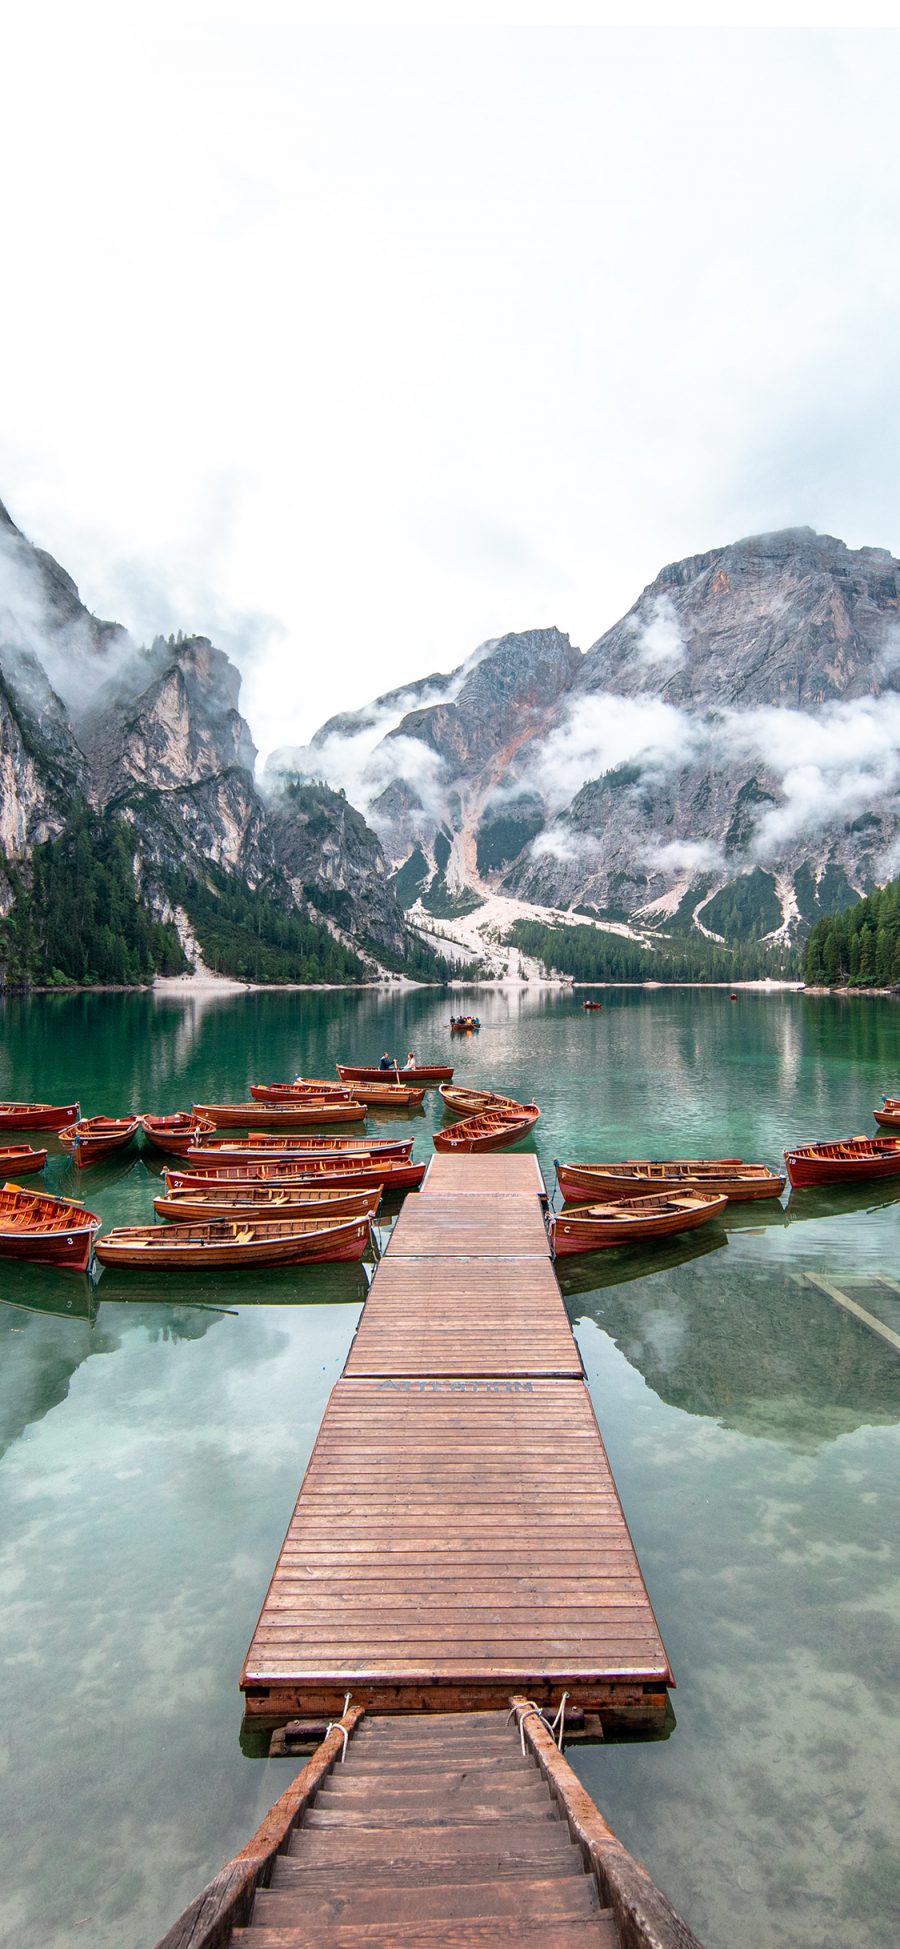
[
  {"x1": 627, "y1": 593, "x2": 687, "y2": 669},
  {"x1": 642, "y1": 838, "x2": 725, "y2": 874},
  {"x1": 718, "y1": 696, "x2": 900, "y2": 857},
  {"x1": 520, "y1": 692, "x2": 698, "y2": 813}
]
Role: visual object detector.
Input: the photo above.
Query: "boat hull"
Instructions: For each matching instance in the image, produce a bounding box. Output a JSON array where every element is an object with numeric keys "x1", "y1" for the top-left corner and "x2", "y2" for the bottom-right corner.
[
  {"x1": 0, "y1": 1146, "x2": 48, "y2": 1175},
  {"x1": 439, "y1": 1086, "x2": 517, "y2": 1117},
  {"x1": 551, "y1": 1193, "x2": 728, "y2": 1256},
  {"x1": 154, "y1": 1187, "x2": 381, "y2": 1222},
  {"x1": 337, "y1": 1064, "x2": 453, "y2": 1085},
  {"x1": 193, "y1": 1135, "x2": 412, "y2": 1157},
  {"x1": 874, "y1": 1106, "x2": 900, "y2": 1128},
  {"x1": 555, "y1": 1161, "x2": 785, "y2": 1202},
  {"x1": 94, "y1": 1215, "x2": 372, "y2": 1268},
  {"x1": 166, "y1": 1159, "x2": 426, "y2": 1193},
  {"x1": 140, "y1": 1115, "x2": 217, "y2": 1154},
  {"x1": 59, "y1": 1119, "x2": 141, "y2": 1167},
  {"x1": 0, "y1": 1185, "x2": 101, "y2": 1271},
  {"x1": 785, "y1": 1141, "x2": 900, "y2": 1188},
  {"x1": 0, "y1": 1101, "x2": 80, "y2": 1131},
  {"x1": 192, "y1": 1101, "x2": 366, "y2": 1128},
  {"x1": 432, "y1": 1106, "x2": 541, "y2": 1154},
  {"x1": 253, "y1": 1081, "x2": 425, "y2": 1108}
]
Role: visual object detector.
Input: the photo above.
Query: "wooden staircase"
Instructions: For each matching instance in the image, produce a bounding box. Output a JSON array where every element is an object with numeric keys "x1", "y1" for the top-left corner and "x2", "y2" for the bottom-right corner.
[{"x1": 233, "y1": 1712, "x2": 618, "y2": 1947}]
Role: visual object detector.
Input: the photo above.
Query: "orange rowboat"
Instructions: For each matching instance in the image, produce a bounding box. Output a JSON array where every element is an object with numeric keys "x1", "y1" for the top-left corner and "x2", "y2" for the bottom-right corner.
[
  {"x1": 248, "y1": 1083, "x2": 354, "y2": 1102},
  {"x1": 550, "y1": 1191, "x2": 728, "y2": 1256},
  {"x1": 337, "y1": 1063, "x2": 453, "y2": 1086},
  {"x1": 192, "y1": 1133, "x2": 413, "y2": 1154},
  {"x1": 555, "y1": 1159, "x2": 786, "y2": 1203},
  {"x1": 94, "y1": 1213, "x2": 373, "y2": 1269},
  {"x1": 140, "y1": 1114, "x2": 217, "y2": 1154},
  {"x1": 166, "y1": 1156, "x2": 426, "y2": 1194},
  {"x1": 0, "y1": 1101, "x2": 81, "y2": 1132},
  {"x1": 432, "y1": 1104, "x2": 540, "y2": 1153},
  {"x1": 785, "y1": 1137, "x2": 900, "y2": 1188},
  {"x1": 874, "y1": 1098, "x2": 900, "y2": 1128},
  {"x1": 154, "y1": 1185, "x2": 382, "y2": 1223},
  {"x1": 0, "y1": 1183, "x2": 101, "y2": 1270},
  {"x1": 439, "y1": 1085, "x2": 518, "y2": 1116},
  {"x1": 58, "y1": 1117, "x2": 141, "y2": 1167},
  {"x1": 192, "y1": 1100, "x2": 366, "y2": 1128},
  {"x1": 0, "y1": 1145, "x2": 48, "y2": 1175}
]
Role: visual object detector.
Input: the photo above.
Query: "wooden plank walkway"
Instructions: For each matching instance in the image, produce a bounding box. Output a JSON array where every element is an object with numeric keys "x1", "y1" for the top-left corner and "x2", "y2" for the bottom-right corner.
[
  {"x1": 242, "y1": 1152, "x2": 672, "y2": 1729},
  {"x1": 423, "y1": 1153, "x2": 547, "y2": 1197},
  {"x1": 345, "y1": 1260, "x2": 582, "y2": 1377}
]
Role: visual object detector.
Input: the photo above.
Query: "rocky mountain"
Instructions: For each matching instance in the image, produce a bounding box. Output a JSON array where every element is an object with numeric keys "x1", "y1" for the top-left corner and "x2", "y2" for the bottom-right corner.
[
  {"x1": 287, "y1": 529, "x2": 900, "y2": 948},
  {"x1": 0, "y1": 499, "x2": 425, "y2": 981}
]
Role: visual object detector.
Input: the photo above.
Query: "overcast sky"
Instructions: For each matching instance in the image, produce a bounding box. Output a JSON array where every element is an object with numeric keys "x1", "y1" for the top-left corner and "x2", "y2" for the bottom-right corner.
[{"x1": 2, "y1": 20, "x2": 899, "y2": 760}]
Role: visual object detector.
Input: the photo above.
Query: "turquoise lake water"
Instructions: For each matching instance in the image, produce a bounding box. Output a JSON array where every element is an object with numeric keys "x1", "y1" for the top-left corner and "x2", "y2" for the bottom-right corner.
[{"x1": 0, "y1": 984, "x2": 898, "y2": 1948}]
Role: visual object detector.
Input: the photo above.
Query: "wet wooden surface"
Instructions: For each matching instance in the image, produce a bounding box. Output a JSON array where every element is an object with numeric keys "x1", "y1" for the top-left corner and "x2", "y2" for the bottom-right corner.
[
  {"x1": 345, "y1": 1260, "x2": 582, "y2": 1378},
  {"x1": 423, "y1": 1153, "x2": 546, "y2": 1197},
  {"x1": 242, "y1": 1152, "x2": 672, "y2": 1722}
]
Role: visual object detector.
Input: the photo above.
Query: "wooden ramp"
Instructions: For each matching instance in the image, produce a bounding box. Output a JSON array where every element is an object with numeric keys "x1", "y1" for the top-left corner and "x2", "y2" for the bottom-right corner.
[
  {"x1": 242, "y1": 1152, "x2": 672, "y2": 1728},
  {"x1": 158, "y1": 1706, "x2": 703, "y2": 1949}
]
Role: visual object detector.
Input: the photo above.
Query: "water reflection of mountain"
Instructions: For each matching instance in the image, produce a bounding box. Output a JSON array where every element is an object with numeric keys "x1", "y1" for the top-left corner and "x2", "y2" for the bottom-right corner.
[
  {"x1": 567, "y1": 1254, "x2": 900, "y2": 1450},
  {"x1": 92, "y1": 1263, "x2": 370, "y2": 1310},
  {"x1": 556, "y1": 1224, "x2": 729, "y2": 1298},
  {"x1": 0, "y1": 1295, "x2": 113, "y2": 1461}
]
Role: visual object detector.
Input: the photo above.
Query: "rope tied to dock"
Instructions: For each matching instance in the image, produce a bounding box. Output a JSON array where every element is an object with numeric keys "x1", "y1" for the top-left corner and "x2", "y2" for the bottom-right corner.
[
  {"x1": 508, "y1": 1692, "x2": 569, "y2": 1753},
  {"x1": 549, "y1": 1690, "x2": 569, "y2": 1748},
  {"x1": 323, "y1": 1693, "x2": 354, "y2": 1762}
]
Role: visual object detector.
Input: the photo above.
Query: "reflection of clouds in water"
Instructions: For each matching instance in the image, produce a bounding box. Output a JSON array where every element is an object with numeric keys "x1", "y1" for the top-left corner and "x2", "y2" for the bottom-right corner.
[{"x1": 574, "y1": 1322, "x2": 900, "y2": 1949}]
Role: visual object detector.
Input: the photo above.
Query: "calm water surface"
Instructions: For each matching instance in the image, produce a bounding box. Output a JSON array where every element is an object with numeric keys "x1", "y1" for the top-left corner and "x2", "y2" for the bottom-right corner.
[{"x1": 0, "y1": 985, "x2": 898, "y2": 1949}]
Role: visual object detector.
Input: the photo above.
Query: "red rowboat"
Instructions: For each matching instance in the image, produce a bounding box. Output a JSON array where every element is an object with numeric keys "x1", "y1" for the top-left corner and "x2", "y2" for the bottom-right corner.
[
  {"x1": 550, "y1": 1191, "x2": 728, "y2": 1255},
  {"x1": 154, "y1": 1185, "x2": 382, "y2": 1223},
  {"x1": 432, "y1": 1104, "x2": 541, "y2": 1153},
  {"x1": 0, "y1": 1101, "x2": 80, "y2": 1131},
  {"x1": 555, "y1": 1158, "x2": 786, "y2": 1203},
  {"x1": 140, "y1": 1114, "x2": 216, "y2": 1154},
  {"x1": 191, "y1": 1134, "x2": 413, "y2": 1155},
  {"x1": 94, "y1": 1212, "x2": 373, "y2": 1269},
  {"x1": 58, "y1": 1116, "x2": 141, "y2": 1167},
  {"x1": 337, "y1": 1063, "x2": 453, "y2": 1086},
  {"x1": 254, "y1": 1079, "x2": 426, "y2": 1108},
  {"x1": 192, "y1": 1100, "x2": 366, "y2": 1128},
  {"x1": 184, "y1": 1137, "x2": 413, "y2": 1169},
  {"x1": 166, "y1": 1156, "x2": 427, "y2": 1194},
  {"x1": 785, "y1": 1137, "x2": 900, "y2": 1188},
  {"x1": 582, "y1": 1001, "x2": 603, "y2": 1010},
  {"x1": 0, "y1": 1145, "x2": 48, "y2": 1175},
  {"x1": 874, "y1": 1097, "x2": 900, "y2": 1128},
  {"x1": 0, "y1": 1183, "x2": 102, "y2": 1270}
]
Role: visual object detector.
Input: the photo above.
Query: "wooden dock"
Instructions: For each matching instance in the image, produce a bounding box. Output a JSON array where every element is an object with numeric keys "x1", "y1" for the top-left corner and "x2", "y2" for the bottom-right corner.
[{"x1": 242, "y1": 1153, "x2": 672, "y2": 1729}]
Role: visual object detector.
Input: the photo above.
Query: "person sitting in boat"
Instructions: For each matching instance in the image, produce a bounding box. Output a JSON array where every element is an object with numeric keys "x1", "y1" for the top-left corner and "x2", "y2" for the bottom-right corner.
[
  {"x1": 405, "y1": 1050, "x2": 416, "y2": 1069},
  {"x1": 378, "y1": 1051, "x2": 396, "y2": 1071}
]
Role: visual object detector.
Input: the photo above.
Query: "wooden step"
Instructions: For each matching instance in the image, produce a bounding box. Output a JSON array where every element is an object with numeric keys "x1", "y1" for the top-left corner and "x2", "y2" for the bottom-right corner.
[
  {"x1": 253, "y1": 1875, "x2": 600, "y2": 1926},
  {"x1": 302, "y1": 1802, "x2": 559, "y2": 1828},
  {"x1": 289, "y1": 1820, "x2": 584, "y2": 1866},
  {"x1": 271, "y1": 1851, "x2": 586, "y2": 1890},
  {"x1": 316, "y1": 1779, "x2": 549, "y2": 1805},
  {"x1": 234, "y1": 1918, "x2": 617, "y2": 1947}
]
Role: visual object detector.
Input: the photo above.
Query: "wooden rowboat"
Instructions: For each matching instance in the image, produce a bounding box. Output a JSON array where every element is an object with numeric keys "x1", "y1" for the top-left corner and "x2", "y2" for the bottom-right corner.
[
  {"x1": 166, "y1": 1156, "x2": 427, "y2": 1194},
  {"x1": 248, "y1": 1082, "x2": 354, "y2": 1102},
  {"x1": 439, "y1": 1084, "x2": 518, "y2": 1116},
  {"x1": 874, "y1": 1097, "x2": 900, "y2": 1128},
  {"x1": 94, "y1": 1212, "x2": 373, "y2": 1269},
  {"x1": 785, "y1": 1136, "x2": 900, "y2": 1188},
  {"x1": 550, "y1": 1191, "x2": 728, "y2": 1256},
  {"x1": 255, "y1": 1079, "x2": 426, "y2": 1108},
  {"x1": 58, "y1": 1116, "x2": 141, "y2": 1167},
  {"x1": 184, "y1": 1136, "x2": 413, "y2": 1167},
  {"x1": 449, "y1": 1017, "x2": 480, "y2": 1032},
  {"x1": 0, "y1": 1144, "x2": 48, "y2": 1175},
  {"x1": 432, "y1": 1104, "x2": 541, "y2": 1154},
  {"x1": 555, "y1": 1158, "x2": 786, "y2": 1203},
  {"x1": 154, "y1": 1185, "x2": 382, "y2": 1223},
  {"x1": 582, "y1": 1000, "x2": 604, "y2": 1010},
  {"x1": 337, "y1": 1063, "x2": 453, "y2": 1086},
  {"x1": 140, "y1": 1113, "x2": 216, "y2": 1154},
  {"x1": 192, "y1": 1100, "x2": 366, "y2": 1128},
  {"x1": 0, "y1": 1100, "x2": 80, "y2": 1131},
  {"x1": 0, "y1": 1183, "x2": 101, "y2": 1270}
]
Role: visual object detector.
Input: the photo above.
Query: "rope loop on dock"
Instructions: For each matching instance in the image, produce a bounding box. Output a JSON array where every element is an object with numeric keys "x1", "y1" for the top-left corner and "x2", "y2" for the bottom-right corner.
[
  {"x1": 324, "y1": 1693, "x2": 354, "y2": 1762},
  {"x1": 508, "y1": 1698, "x2": 551, "y2": 1755},
  {"x1": 549, "y1": 1690, "x2": 569, "y2": 1748}
]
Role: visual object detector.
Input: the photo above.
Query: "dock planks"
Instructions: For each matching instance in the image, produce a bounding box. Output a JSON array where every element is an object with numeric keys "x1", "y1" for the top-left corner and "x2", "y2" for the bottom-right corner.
[
  {"x1": 242, "y1": 1150, "x2": 672, "y2": 1728},
  {"x1": 345, "y1": 1260, "x2": 582, "y2": 1377}
]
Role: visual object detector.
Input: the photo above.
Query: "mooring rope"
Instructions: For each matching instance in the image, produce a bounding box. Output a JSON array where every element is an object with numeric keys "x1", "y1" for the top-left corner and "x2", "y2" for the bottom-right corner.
[{"x1": 324, "y1": 1692, "x2": 354, "y2": 1762}]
